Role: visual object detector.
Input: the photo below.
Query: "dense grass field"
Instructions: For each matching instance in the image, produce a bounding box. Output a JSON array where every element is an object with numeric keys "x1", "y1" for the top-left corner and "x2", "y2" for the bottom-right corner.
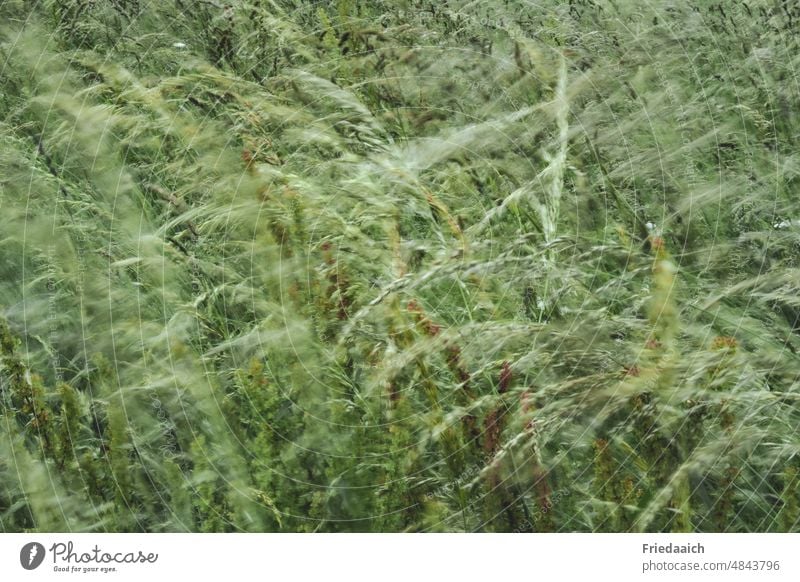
[{"x1": 1, "y1": 0, "x2": 799, "y2": 532}]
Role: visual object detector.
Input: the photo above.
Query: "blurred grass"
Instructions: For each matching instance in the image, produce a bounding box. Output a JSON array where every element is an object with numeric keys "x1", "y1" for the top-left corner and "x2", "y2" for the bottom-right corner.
[{"x1": 0, "y1": 0, "x2": 799, "y2": 532}]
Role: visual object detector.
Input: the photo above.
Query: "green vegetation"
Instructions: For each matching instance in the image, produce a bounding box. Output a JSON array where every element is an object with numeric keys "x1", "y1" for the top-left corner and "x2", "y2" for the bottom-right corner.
[{"x1": 1, "y1": 0, "x2": 799, "y2": 532}]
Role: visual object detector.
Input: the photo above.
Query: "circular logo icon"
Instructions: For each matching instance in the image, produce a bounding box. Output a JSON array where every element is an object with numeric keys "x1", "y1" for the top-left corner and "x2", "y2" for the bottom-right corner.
[{"x1": 20, "y1": 542, "x2": 46, "y2": 570}]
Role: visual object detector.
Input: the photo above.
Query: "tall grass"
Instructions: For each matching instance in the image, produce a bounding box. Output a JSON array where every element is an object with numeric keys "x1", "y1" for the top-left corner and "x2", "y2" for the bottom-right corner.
[{"x1": 0, "y1": 0, "x2": 799, "y2": 532}]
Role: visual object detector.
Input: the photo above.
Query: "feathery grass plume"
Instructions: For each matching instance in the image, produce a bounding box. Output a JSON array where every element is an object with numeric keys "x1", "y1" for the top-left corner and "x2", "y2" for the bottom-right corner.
[{"x1": 0, "y1": 0, "x2": 799, "y2": 533}]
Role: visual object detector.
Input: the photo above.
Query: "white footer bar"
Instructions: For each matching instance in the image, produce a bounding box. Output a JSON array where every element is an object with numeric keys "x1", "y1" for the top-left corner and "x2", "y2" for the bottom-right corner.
[{"x1": 1, "y1": 533, "x2": 796, "y2": 581}]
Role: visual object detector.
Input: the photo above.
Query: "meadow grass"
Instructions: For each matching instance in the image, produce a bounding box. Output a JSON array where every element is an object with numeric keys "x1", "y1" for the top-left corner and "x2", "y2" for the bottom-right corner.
[{"x1": 0, "y1": 0, "x2": 799, "y2": 532}]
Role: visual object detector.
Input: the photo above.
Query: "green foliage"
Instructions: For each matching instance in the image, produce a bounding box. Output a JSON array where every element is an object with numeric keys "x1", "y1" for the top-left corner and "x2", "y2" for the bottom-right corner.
[{"x1": 1, "y1": 0, "x2": 799, "y2": 532}]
